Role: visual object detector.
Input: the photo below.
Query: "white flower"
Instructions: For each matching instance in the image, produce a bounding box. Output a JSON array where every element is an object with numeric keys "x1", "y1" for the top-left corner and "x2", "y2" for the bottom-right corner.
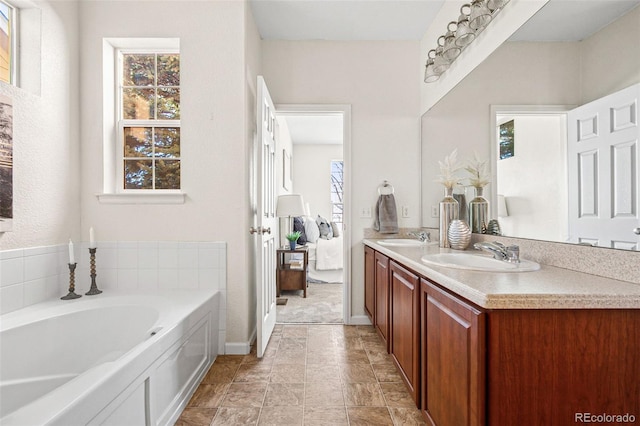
[
  {"x1": 435, "y1": 149, "x2": 462, "y2": 190},
  {"x1": 465, "y1": 152, "x2": 491, "y2": 188}
]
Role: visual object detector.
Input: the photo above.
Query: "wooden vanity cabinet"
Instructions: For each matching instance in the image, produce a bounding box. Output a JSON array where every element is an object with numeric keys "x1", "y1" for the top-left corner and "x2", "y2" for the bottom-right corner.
[
  {"x1": 421, "y1": 279, "x2": 485, "y2": 426},
  {"x1": 364, "y1": 246, "x2": 375, "y2": 321},
  {"x1": 390, "y1": 261, "x2": 421, "y2": 403},
  {"x1": 374, "y1": 251, "x2": 390, "y2": 349}
]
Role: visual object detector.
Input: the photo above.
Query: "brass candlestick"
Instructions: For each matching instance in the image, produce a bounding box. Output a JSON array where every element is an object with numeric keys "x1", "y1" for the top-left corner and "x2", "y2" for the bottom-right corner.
[
  {"x1": 61, "y1": 263, "x2": 81, "y2": 300},
  {"x1": 86, "y1": 248, "x2": 102, "y2": 295}
]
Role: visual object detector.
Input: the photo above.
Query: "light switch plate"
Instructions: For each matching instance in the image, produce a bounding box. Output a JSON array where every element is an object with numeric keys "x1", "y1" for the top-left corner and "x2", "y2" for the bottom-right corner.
[{"x1": 361, "y1": 207, "x2": 372, "y2": 218}]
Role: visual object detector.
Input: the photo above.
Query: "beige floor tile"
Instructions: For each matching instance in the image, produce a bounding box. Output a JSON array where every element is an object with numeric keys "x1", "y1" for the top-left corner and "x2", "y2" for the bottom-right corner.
[
  {"x1": 379, "y1": 382, "x2": 416, "y2": 407},
  {"x1": 258, "y1": 406, "x2": 304, "y2": 425},
  {"x1": 179, "y1": 325, "x2": 423, "y2": 424},
  {"x1": 187, "y1": 383, "x2": 229, "y2": 408},
  {"x1": 278, "y1": 337, "x2": 308, "y2": 352},
  {"x1": 304, "y1": 381, "x2": 344, "y2": 406},
  {"x1": 264, "y1": 383, "x2": 305, "y2": 406},
  {"x1": 220, "y1": 383, "x2": 268, "y2": 408},
  {"x1": 270, "y1": 363, "x2": 306, "y2": 383},
  {"x1": 303, "y1": 406, "x2": 349, "y2": 425},
  {"x1": 342, "y1": 382, "x2": 386, "y2": 406},
  {"x1": 212, "y1": 407, "x2": 260, "y2": 425},
  {"x1": 372, "y1": 363, "x2": 404, "y2": 383},
  {"x1": 347, "y1": 407, "x2": 394, "y2": 425},
  {"x1": 282, "y1": 325, "x2": 309, "y2": 337},
  {"x1": 274, "y1": 349, "x2": 307, "y2": 364},
  {"x1": 202, "y1": 362, "x2": 239, "y2": 384},
  {"x1": 305, "y1": 364, "x2": 340, "y2": 382},
  {"x1": 389, "y1": 407, "x2": 427, "y2": 425},
  {"x1": 176, "y1": 407, "x2": 217, "y2": 426},
  {"x1": 233, "y1": 363, "x2": 273, "y2": 382},
  {"x1": 338, "y1": 348, "x2": 370, "y2": 364},
  {"x1": 339, "y1": 363, "x2": 377, "y2": 383}
]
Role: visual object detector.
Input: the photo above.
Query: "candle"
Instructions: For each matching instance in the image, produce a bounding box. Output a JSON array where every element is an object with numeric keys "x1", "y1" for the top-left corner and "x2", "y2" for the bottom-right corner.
[
  {"x1": 89, "y1": 227, "x2": 96, "y2": 249},
  {"x1": 68, "y1": 239, "x2": 75, "y2": 264}
]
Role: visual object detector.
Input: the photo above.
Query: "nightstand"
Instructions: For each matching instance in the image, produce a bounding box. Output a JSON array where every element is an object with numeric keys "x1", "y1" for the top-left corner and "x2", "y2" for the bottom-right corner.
[{"x1": 276, "y1": 246, "x2": 309, "y2": 298}]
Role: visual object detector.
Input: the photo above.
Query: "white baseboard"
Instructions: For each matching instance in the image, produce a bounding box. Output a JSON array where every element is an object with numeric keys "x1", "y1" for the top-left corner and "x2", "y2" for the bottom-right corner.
[
  {"x1": 348, "y1": 315, "x2": 372, "y2": 325},
  {"x1": 224, "y1": 328, "x2": 257, "y2": 355},
  {"x1": 224, "y1": 342, "x2": 251, "y2": 355}
]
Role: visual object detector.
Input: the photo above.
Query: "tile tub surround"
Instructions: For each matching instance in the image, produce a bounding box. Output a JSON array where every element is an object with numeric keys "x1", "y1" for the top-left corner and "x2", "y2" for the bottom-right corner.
[
  {"x1": 0, "y1": 241, "x2": 227, "y2": 352},
  {"x1": 364, "y1": 239, "x2": 640, "y2": 309},
  {"x1": 365, "y1": 227, "x2": 640, "y2": 285},
  {"x1": 176, "y1": 324, "x2": 425, "y2": 426}
]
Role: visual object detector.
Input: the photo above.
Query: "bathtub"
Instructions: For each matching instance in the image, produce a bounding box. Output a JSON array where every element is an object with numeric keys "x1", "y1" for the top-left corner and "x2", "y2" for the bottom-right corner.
[{"x1": 0, "y1": 289, "x2": 219, "y2": 426}]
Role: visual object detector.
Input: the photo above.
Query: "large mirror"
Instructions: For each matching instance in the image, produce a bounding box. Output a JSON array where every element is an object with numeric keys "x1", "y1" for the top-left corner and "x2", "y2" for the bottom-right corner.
[{"x1": 421, "y1": 0, "x2": 640, "y2": 251}]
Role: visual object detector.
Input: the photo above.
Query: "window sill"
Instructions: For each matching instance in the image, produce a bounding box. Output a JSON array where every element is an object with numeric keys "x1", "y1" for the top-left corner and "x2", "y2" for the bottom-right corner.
[{"x1": 97, "y1": 193, "x2": 186, "y2": 205}]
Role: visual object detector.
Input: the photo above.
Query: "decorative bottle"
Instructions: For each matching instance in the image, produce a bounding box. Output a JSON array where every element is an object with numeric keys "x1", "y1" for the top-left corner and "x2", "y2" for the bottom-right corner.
[
  {"x1": 439, "y1": 187, "x2": 459, "y2": 248},
  {"x1": 468, "y1": 186, "x2": 489, "y2": 234}
]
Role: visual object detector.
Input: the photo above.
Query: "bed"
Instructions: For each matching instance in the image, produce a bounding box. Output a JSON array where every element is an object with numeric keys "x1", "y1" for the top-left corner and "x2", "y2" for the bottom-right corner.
[
  {"x1": 307, "y1": 235, "x2": 344, "y2": 283},
  {"x1": 292, "y1": 215, "x2": 344, "y2": 283}
]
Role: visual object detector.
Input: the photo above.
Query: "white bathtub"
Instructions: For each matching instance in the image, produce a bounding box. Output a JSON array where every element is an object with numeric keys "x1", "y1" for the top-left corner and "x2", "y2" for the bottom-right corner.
[{"x1": 0, "y1": 289, "x2": 219, "y2": 426}]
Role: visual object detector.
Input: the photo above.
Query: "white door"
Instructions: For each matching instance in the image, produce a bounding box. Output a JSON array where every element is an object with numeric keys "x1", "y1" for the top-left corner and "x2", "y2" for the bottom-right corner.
[
  {"x1": 568, "y1": 84, "x2": 640, "y2": 250},
  {"x1": 253, "y1": 76, "x2": 278, "y2": 357}
]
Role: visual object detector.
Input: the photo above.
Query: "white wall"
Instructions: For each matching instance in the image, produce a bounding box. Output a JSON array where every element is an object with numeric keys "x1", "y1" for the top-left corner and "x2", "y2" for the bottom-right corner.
[
  {"x1": 292, "y1": 144, "x2": 343, "y2": 221},
  {"x1": 78, "y1": 1, "x2": 258, "y2": 350},
  {"x1": 262, "y1": 40, "x2": 421, "y2": 319},
  {"x1": 580, "y1": 5, "x2": 640, "y2": 105},
  {"x1": 497, "y1": 115, "x2": 567, "y2": 241},
  {"x1": 0, "y1": 0, "x2": 80, "y2": 250}
]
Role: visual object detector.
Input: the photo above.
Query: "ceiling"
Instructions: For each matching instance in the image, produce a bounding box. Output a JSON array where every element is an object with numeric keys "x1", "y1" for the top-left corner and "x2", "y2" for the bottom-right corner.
[
  {"x1": 283, "y1": 114, "x2": 343, "y2": 145},
  {"x1": 249, "y1": 0, "x2": 445, "y2": 41}
]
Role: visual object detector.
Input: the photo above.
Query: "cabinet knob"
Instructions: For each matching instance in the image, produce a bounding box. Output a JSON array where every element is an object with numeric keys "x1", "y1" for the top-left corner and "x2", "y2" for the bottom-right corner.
[{"x1": 634, "y1": 227, "x2": 640, "y2": 235}]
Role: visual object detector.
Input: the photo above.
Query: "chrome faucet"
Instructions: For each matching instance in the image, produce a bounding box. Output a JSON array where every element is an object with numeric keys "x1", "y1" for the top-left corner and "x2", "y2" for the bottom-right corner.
[
  {"x1": 473, "y1": 241, "x2": 520, "y2": 263},
  {"x1": 409, "y1": 231, "x2": 431, "y2": 242}
]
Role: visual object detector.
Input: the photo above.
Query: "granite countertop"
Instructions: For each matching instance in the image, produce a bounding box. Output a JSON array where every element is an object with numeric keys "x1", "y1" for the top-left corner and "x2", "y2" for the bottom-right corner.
[{"x1": 363, "y1": 239, "x2": 640, "y2": 309}]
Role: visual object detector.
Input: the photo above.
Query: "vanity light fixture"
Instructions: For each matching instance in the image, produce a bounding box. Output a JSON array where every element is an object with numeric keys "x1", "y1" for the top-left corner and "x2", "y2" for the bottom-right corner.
[{"x1": 424, "y1": 0, "x2": 510, "y2": 83}]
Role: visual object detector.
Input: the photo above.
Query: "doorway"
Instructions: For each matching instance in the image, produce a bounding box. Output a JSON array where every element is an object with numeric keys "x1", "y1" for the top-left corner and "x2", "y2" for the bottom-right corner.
[{"x1": 275, "y1": 104, "x2": 351, "y2": 324}]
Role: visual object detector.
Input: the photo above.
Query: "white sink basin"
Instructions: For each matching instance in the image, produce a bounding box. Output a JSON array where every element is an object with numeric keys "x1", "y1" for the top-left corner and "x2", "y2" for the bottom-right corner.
[
  {"x1": 421, "y1": 252, "x2": 540, "y2": 272},
  {"x1": 377, "y1": 239, "x2": 428, "y2": 247}
]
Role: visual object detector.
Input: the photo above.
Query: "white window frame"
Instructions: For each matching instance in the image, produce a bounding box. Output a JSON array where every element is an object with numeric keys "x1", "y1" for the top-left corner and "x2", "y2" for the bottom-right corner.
[
  {"x1": 0, "y1": 0, "x2": 18, "y2": 86},
  {"x1": 330, "y1": 159, "x2": 344, "y2": 224},
  {"x1": 116, "y1": 49, "x2": 181, "y2": 193},
  {"x1": 99, "y1": 38, "x2": 184, "y2": 205}
]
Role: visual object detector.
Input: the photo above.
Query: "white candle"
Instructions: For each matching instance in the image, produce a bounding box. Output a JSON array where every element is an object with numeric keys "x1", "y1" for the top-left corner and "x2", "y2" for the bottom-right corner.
[
  {"x1": 68, "y1": 239, "x2": 75, "y2": 264},
  {"x1": 89, "y1": 227, "x2": 96, "y2": 249}
]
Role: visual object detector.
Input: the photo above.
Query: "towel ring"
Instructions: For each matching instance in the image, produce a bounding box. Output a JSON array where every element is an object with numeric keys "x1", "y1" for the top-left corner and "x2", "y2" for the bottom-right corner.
[{"x1": 378, "y1": 180, "x2": 394, "y2": 195}]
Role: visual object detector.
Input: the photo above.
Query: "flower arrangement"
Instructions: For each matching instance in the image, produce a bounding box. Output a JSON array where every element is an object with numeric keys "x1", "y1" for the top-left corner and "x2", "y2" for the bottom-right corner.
[
  {"x1": 465, "y1": 152, "x2": 491, "y2": 189},
  {"x1": 435, "y1": 149, "x2": 462, "y2": 191}
]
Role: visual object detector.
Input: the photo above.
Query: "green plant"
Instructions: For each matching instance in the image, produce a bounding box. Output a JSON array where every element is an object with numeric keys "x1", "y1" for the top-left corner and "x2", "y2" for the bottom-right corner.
[{"x1": 286, "y1": 231, "x2": 301, "y2": 241}]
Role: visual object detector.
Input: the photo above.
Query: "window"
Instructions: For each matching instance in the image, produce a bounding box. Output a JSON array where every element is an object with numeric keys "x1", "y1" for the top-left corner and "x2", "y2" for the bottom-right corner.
[
  {"x1": 0, "y1": 0, "x2": 16, "y2": 85},
  {"x1": 330, "y1": 160, "x2": 343, "y2": 224},
  {"x1": 118, "y1": 51, "x2": 180, "y2": 190}
]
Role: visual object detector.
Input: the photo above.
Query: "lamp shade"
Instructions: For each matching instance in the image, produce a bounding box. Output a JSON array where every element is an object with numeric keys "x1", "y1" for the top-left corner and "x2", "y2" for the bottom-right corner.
[{"x1": 276, "y1": 194, "x2": 306, "y2": 217}]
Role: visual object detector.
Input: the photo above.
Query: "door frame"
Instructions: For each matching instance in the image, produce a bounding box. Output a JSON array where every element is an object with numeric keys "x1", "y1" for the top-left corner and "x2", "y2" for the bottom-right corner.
[
  {"x1": 490, "y1": 105, "x2": 573, "y2": 218},
  {"x1": 276, "y1": 103, "x2": 353, "y2": 324}
]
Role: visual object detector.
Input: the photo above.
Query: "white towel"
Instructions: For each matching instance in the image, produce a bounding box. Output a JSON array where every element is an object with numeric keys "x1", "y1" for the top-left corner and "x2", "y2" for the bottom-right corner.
[{"x1": 373, "y1": 194, "x2": 398, "y2": 234}]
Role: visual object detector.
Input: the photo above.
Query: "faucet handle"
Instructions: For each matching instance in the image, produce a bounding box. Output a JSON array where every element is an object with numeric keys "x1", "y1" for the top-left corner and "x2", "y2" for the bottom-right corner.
[{"x1": 506, "y1": 245, "x2": 520, "y2": 263}]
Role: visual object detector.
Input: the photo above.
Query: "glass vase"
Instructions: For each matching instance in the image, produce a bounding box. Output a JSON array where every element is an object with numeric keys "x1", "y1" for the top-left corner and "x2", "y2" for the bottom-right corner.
[
  {"x1": 469, "y1": 186, "x2": 489, "y2": 234},
  {"x1": 439, "y1": 187, "x2": 459, "y2": 248}
]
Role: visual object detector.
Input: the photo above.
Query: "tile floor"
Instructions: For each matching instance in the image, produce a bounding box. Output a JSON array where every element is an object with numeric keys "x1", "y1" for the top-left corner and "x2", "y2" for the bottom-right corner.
[{"x1": 176, "y1": 324, "x2": 426, "y2": 425}]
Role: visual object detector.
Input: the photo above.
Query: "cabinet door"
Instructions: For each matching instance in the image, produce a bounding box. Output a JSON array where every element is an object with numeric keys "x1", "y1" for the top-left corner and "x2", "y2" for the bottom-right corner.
[
  {"x1": 390, "y1": 261, "x2": 420, "y2": 404},
  {"x1": 374, "y1": 252, "x2": 390, "y2": 349},
  {"x1": 364, "y1": 246, "x2": 375, "y2": 321},
  {"x1": 421, "y1": 280, "x2": 485, "y2": 426}
]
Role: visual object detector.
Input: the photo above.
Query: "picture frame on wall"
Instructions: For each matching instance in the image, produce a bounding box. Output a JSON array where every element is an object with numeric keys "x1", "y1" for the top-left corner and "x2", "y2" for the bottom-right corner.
[
  {"x1": 0, "y1": 93, "x2": 13, "y2": 232},
  {"x1": 499, "y1": 119, "x2": 515, "y2": 160}
]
